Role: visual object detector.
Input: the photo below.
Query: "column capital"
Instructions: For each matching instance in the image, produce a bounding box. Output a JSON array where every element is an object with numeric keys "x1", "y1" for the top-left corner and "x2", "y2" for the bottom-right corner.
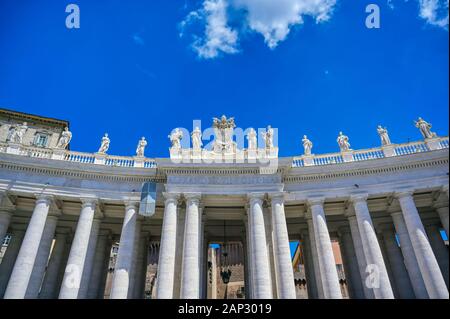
[
  {"x1": 34, "y1": 194, "x2": 54, "y2": 205},
  {"x1": 162, "y1": 192, "x2": 180, "y2": 204},
  {"x1": 184, "y1": 192, "x2": 202, "y2": 203},
  {"x1": 268, "y1": 192, "x2": 286, "y2": 203},
  {"x1": 80, "y1": 197, "x2": 98, "y2": 209},
  {"x1": 247, "y1": 192, "x2": 265, "y2": 204},
  {"x1": 124, "y1": 200, "x2": 139, "y2": 211},
  {"x1": 349, "y1": 193, "x2": 369, "y2": 203},
  {"x1": 394, "y1": 190, "x2": 415, "y2": 200},
  {"x1": 306, "y1": 197, "x2": 325, "y2": 207}
]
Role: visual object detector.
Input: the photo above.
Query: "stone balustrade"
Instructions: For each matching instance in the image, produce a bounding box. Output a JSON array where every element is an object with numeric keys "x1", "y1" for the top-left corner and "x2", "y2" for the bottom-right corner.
[
  {"x1": 0, "y1": 136, "x2": 448, "y2": 170},
  {"x1": 292, "y1": 136, "x2": 449, "y2": 168}
]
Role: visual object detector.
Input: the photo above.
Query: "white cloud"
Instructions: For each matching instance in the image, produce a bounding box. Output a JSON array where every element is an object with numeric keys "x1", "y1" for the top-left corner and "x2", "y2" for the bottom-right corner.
[
  {"x1": 182, "y1": 0, "x2": 239, "y2": 59},
  {"x1": 232, "y1": 0, "x2": 336, "y2": 48},
  {"x1": 181, "y1": 0, "x2": 336, "y2": 58},
  {"x1": 418, "y1": 0, "x2": 449, "y2": 29}
]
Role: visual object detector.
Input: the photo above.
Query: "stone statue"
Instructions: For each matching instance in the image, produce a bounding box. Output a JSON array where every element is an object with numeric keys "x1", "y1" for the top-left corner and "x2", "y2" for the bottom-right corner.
[
  {"x1": 415, "y1": 117, "x2": 436, "y2": 139},
  {"x1": 337, "y1": 131, "x2": 351, "y2": 152},
  {"x1": 212, "y1": 115, "x2": 235, "y2": 153},
  {"x1": 56, "y1": 127, "x2": 72, "y2": 149},
  {"x1": 136, "y1": 137, "x2": 147, "y2": 157},
  {"x1": 168, "y1": 128, "x2": 183, "y2": 150},
  {"x1": 302, "y1": 135, "x2": 313, "y2": 155},
  {"x1": 262, "y1": 125, "x2": 274, "y2": 149},
  {"x1": 191, "y1": 127, "x2": 203, "y2": 150},
  {"x1": 247, "y1": 128, "x2": 257, "y2": 150},
  {"x1": 377, "y1": 125, "x2": 391, "y2": 146},
  {"x1": 98, "y1": 133, "x2": 110, "y2": 154},
  {"x1": 9, "y1": 122, "x2": 28, "y2": 144}
]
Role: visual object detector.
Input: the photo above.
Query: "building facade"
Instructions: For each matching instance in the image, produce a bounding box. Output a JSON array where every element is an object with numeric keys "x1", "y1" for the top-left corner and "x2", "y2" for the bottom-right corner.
[{"x1": 0, "y1": 109, "x2": 448, "y2": 299}]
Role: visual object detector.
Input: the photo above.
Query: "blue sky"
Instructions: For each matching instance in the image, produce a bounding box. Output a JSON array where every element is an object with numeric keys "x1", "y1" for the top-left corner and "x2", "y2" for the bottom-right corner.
[{"x1": 0, "y1": 0, "x2": 448, "y2": 158}]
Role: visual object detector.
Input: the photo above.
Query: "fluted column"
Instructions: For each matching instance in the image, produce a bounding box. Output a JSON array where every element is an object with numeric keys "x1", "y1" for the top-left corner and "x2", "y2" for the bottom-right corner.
[
  {"x1": 270, "y1": 193, "x2": 296, "y2": 299},
  {"x1": 39, "y1": 231, "x2": 69, "y2": 299},
  {"x1": 338, "y1": 227, "x2": 365, "y2": 299},
  {"x1": 351, "y1": 195, "x2": 394, "y2": 299},
  {"x1": 25, "y1": 214, "x2": 58, "y2": 298},
  {"x1": 156, "y1": 193, "x2": 180, "y2": 299},
  {"x1": 59, "y1": 198, "x2": 98, "y2": 299},
  {"x1": 86, "y1": 230, "x2": 111, "y2": 299},
  {"x1": 390, "y1": 211, "x2": 428, "y2": 299},
  {"x1": 133, "y1": 232, "x2": 149, "y2": 299},
  {"x1": 77, "y1": 218, "x2": 101, "y2": 299},
  {"x1": 425, "y1": 224, "x2": 449, "y2": 288},
  {"x1": 0, "y1": 229, "x2": 25, "y2": 298},
  {"x1": 306, "y1": 217, "x2": 324, "y2": 298},
  {"x1": 128, "y1": 220, "x2": 142, "y2": 298},
  {"x1": 180, "y1": 193, "x2": 201, "y2": 299},
  {"x1": 110, "y1": 201, "x2": 138, "y2": 299},
  {"x1": 380, "y1": 225, "x2": 415, "y2": 299},
  {"x1": 300, "y1": 229, "x2": 319, "y2": 299},
  {"x1": 308, "y1": 198, "x2": 342, "y2": 299},
  {"x1": 4, "y1": 195, "x2": 53, "y2": 299},
  {"x1": 244, "y1": 217, "x2": 254, "y2": 298},
  {"x1": 396, "y1": 192, "x2": 448, "y2": 299},
  {"x1": 248, "y1": 193, "x2": 273, "y2": 299},
  {"x1": 347, "y1": 215, "x2": 375, "y2": 299}
]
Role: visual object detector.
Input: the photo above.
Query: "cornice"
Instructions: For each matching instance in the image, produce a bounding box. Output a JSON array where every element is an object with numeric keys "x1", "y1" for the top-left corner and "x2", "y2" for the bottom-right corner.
[
  {"x1": 283, "y1": 153, "x2": 448, "y2": 184},
  {"x1": 0, "y1": 155, "x2": 165, "y2": 184}
]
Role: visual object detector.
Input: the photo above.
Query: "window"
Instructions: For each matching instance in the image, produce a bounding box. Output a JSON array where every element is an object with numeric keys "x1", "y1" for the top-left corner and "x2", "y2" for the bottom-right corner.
[{"x1": 34, "y1": 133, "x2": 49, "y2": 147}]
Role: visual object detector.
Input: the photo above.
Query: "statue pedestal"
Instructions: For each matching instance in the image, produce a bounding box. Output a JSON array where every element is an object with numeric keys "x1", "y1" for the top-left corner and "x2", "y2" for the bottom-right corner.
[
  {"x1": 342, "y1": 151, "x2": 354, "y2": 162},
  {"x1": 425, "y1": 137, "x2": 441, "y2": 151},
  {"x1": 94, "y1": 153, "x2": 106, "y2": 165},
  {"x1": 133, "y1": 156, "x2": 145, "y2": 168},
  {"x1": 382, "y1": 145, "x2": 396, "y2": 157},
  {"x1": 6, "y1": 143, "x2": 21, "y2": 155},
  {"x1": 303, "y1": 155, "x2": 314, "y2": 166},
  {"x1": 51, "y1": 149, "x2": 66, "y2": 160}
]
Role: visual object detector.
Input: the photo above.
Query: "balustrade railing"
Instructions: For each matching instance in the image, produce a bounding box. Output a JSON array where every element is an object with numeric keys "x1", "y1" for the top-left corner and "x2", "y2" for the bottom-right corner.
[
  {"x1": 0, "y1": 136, "x2": 448, "y2": 170},
  {"x1": 291, "y1": 137, "x2": 449, "y2": 168}
]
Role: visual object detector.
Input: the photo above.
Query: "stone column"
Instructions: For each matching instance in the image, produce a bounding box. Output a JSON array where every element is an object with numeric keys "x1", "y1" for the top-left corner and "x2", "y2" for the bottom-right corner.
[
  {"x1": 133, "y1": 232, "x2": 149, "y2": 299},
  {"x1": 390, "y1": 212, "x2": 428, "y2": 299},
  {"x1": 338, "y1": 227, "x2": 365, "y2": 299},
  {"x1": 436, "y1": 207, "x2": 449, "y2": 238},
  {"x1": 25, "y1": 214, "x2": 59, "y2": 298},
  {"x1": 351, "y1": 196, "x2": 394, "y2": 299},
  {"x1": 77, "y1": 218, "x2": 101, "y2": 299},
  {"x1": 347, "y1": 215, "x2": 375, "y2": 299},
  {"x1": 396, "y1": 192, "x2": 448, "y2": 299},
  {"x1": 425, "y1": 224, "x2": 449, "y2": 288},
  {"x1": 380, "y1": 225, "x2": 415, "y2": 299},
  {"x1": 248, "y1": 193, "x2": 273, "y2": 299},
  {"x1": 4, "y1": 195, "x2": 53, "y2": 299},
  {"x1": 59, "y1": 198, "x2": 98, "y2": 299},
  {"x1": 0, "y1": 210, "x2": 12, "y2": 244},
  {"x1": 156, "y1": 193, "x2": 179, "y2": 299},
  {"x1": 307, "y1": 198, "x2": 342, "y2": 299},
  {"x1": 39, "y1": 230, "x2": 69, "y2": 299},
  {"x1": 306, "y1": 218, "x2": 324, "y2": 298},
  {"x1": 97, "y1": 237, "x2": 113, "y2": 299},
  {"x1": 180, "y1": 193, "x2": 201, "y2": 299},
  {"x1": 110, "y1": 201, "x2": 139, "y2": 299},
  {"x1": 269, "y1": 193, "x2": 296, "y2": 299},
  {"x1": 128, "y1": 220, "x2": 142, "y2": 298},
  {"x1": 0, "y1": 229, "x2": 25, "y2": 298},
  {"x1": 300, "y1": 229, "x2": 319, "y2": 299},
  {"x1": 85, "y1": 230, "x2": 110, "y2": 299},
  {"x1": 244, "y1": 218, "x2": 253, "y2": 298}
]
